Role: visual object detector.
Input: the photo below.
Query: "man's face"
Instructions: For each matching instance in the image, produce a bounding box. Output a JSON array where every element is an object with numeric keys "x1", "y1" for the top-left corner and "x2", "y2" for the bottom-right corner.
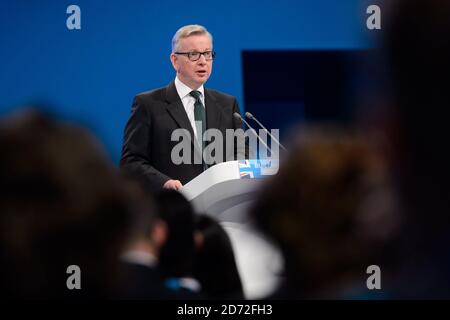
[{"x1": 170, "y1": 34, "x2": 213, "y2": 89}]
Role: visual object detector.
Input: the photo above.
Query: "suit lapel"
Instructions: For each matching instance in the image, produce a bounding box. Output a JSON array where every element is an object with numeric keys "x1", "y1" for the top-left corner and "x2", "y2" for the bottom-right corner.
[
  {"x1": 164, "y1": 82, "x2": 196, "y2": 140},
  {"x1": 164, "y1": 81, "x2": 202, "y2": 157},
  {"x1": 205, "y1": 89, "x2": 222, "y2": 132}
]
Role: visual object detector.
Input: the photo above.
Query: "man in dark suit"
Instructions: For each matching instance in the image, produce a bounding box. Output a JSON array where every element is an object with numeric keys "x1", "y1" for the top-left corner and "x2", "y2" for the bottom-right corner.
[
  {"x1": 120, "y1": 25, "x2": 246, "y2": 191},
  {"x1": 118, "y1": 183, "x2": 202, "y2": 299}
]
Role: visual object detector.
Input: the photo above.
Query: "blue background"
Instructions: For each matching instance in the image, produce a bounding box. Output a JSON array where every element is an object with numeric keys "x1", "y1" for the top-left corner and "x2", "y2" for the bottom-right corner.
[{"x1": 0, "y1": 0, "x2": 376, "y2": 163}]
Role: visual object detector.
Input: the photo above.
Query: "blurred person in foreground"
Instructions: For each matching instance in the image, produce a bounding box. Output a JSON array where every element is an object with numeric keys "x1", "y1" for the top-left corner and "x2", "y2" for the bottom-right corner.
[
  {"x1": 0, "y1": 110, "x2": 134, "y2": 298},
  {"x1": 251, "y1": 127, "x2": 399, "y2": 299},
  {"x1": 154, "y1": 189, "x2": 203, "y2": 298},
  {"x1": 117, "y1": 183, "x2": 177, "y2": 299},
  {"x1": 193, "y1": 214, "x2": 245, "y2": 299},
  {"x1": 381, "y1": 0, "x2": 450, "y2": 298}
]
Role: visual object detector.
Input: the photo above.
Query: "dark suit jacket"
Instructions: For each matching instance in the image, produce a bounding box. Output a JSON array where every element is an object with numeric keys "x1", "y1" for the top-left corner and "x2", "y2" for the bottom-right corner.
[
  {"x1": 120, "y1": 81, "x2": 246, "y2": 191},
  {"x1": 118, "y1": 262, "x2": 173, "y2": 299},
  {"x1": 118, "y1": 262, "x2": 202, "y2": 300}
]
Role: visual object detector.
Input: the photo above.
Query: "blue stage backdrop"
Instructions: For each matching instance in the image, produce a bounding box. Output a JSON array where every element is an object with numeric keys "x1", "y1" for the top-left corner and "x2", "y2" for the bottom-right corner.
[{"x1": 0, "y1": 0, "x2": 376, "y2": 163}]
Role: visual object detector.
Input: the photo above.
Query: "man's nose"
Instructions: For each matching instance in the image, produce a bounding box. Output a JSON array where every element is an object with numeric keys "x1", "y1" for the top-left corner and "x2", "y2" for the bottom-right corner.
[{"x1": 197, "y1": 54, "x2": 207, "y2": 64}]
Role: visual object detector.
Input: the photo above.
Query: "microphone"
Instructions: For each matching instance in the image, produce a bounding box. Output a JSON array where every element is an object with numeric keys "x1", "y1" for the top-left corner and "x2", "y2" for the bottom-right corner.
[
  {"x1": 245, "y1": 112, "x2": 287, "y2": 152},
  {"x1": 233, "y1": 112, "x2": 272, "y2": 153}
]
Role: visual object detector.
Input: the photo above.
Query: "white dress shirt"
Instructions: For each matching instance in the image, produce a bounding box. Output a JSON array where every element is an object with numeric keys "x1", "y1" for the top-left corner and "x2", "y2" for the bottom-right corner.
[{"x1": 174, "y1": 76, "x2": 205, "y2": 140}]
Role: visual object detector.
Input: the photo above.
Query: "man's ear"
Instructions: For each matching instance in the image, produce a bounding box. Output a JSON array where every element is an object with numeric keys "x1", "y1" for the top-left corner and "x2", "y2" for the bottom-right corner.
[
  {"x1": 170, "y1": 53, "x2": 178, "y2": 72},
  {"x1": 151, "y1": 220, "x2": 168, "y2": 250},
  {"x1": 194, "y1": 231, "x2": 204, "y2": 251}
]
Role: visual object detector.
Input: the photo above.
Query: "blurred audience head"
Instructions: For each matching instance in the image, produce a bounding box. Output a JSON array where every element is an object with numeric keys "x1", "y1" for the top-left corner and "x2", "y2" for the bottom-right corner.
[
  {"x1": 193, "y1": 214, "x2": 244, "y2": 299},
  {"x1": 252, "y1": 126, "x2": 398, "y2": 298},
  {"x1": 384, "y1": 0, "x2": 450, "y2": 241},
  {"x1": 381, "y1": 0, "x2": 450, "y2": 297},
  {"x1": 154, "y1": 189, "x2": 197, "y2": 279},
  {"x1": 121, "y1": 183, "x2": 167, "y2": 259},
  {"x1": 0, "y1": 109, "x2": 136, "y2": 298}
]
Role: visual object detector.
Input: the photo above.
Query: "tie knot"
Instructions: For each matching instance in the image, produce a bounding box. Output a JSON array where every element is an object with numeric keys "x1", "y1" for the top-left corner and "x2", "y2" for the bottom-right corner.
[{"x1": 189, "y1": 90, "x2": 202, "y2": 101}]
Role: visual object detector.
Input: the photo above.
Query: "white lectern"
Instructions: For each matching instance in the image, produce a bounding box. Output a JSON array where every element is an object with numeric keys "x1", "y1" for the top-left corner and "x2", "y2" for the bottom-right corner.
[{"x1": 180, "y1": 160, "x2": 264, "y2": 223}]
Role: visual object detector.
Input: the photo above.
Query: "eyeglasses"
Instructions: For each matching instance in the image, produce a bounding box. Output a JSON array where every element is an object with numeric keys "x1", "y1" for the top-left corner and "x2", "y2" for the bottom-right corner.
[{"x1": 174, "y1": 50, "x2": 216, "y2": 61}]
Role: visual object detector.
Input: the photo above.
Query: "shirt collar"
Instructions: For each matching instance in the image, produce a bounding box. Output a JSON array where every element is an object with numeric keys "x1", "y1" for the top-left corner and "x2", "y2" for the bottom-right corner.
[
  {"x1": 174, "y1": 76, "x2": 204, "y2": 100},
  {"x1": 121, "y1": 250, "x2": 158, "y2": 268}
]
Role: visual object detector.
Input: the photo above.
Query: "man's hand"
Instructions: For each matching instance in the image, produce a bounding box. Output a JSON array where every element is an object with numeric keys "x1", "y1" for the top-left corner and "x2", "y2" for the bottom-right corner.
[{"x1": 163, "y1": 179, "x2": 183, "y2": 190}]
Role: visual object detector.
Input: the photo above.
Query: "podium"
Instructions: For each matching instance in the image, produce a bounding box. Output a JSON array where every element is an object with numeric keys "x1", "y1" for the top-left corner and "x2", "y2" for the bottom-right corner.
[
  {"x1": 179, "y1": 160, "x2": 284, "y2": 299},
  {"x1": 180, "y1": 160, "x2": 264, "y2": 223}
]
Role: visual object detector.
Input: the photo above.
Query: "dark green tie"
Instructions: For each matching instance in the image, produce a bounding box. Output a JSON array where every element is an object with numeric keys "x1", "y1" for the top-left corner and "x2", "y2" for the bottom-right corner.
[{"x1": 189, "y1": 90, "x2": 206, "y2": 151}]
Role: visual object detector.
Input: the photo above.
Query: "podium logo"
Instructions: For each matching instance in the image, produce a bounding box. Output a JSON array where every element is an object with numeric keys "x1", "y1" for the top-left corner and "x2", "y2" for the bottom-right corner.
[{"x1": 170, "y1": 126, "x2": 280, "y2": 165}]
